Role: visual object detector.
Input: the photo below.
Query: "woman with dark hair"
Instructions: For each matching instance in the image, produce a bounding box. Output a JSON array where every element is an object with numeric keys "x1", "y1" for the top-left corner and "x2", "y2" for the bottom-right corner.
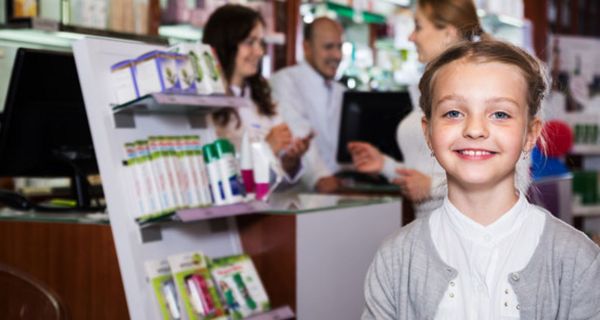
[{"x1": 203, "y1": 4, "x2": 310, "y2": 178}]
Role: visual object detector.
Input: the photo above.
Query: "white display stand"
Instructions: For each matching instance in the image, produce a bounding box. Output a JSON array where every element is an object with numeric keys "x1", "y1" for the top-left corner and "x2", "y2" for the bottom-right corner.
[
  {"x1": 73, "y1": 37, "x2": 249, "y2": 320},
  {"x1": 73, "y1": 36, "x2": 402, "y2": 320}
]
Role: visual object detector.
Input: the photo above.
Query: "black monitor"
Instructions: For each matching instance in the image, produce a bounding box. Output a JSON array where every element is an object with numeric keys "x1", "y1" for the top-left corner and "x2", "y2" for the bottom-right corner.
[
  {"x1": 0, "y1": 48, "x2": 101, "y2": 211},
  {"x1": 337, "y1": 91, "x2": 413, "y2": 164}
]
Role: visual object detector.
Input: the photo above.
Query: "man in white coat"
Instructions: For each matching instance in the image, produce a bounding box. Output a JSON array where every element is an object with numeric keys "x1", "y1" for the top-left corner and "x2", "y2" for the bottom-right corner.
[{"x1": 270, "y1": 17, "x2": 345, "y2": 193}]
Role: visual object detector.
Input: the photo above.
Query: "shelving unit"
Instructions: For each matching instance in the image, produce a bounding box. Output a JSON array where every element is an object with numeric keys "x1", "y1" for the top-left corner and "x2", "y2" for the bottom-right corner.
[{"x1": 72, "y1": 37, "x2": 259, "y2": 319}]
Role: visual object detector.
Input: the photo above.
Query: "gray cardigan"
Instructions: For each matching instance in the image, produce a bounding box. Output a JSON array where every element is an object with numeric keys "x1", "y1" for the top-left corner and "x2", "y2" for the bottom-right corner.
[{"x1": 362, "y1": 210, "x2": 600, "y2": 319}]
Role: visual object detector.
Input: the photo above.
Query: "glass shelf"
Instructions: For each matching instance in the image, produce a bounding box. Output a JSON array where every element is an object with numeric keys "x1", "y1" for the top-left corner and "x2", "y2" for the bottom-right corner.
[
  {"x1": 244, "y1": 305, "x2": 294, "y2": 320},
  {"x1": 137, "y1": 193, "x2": 399, "y2": 227},
  {"x1": 111, "y1": 93, "x2": 250, "y2": 128}
]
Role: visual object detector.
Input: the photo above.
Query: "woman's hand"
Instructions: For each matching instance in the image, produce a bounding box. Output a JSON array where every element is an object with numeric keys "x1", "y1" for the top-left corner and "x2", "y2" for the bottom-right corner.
[
  {"x1": 392, "y1": 168, "x2": 431, "y2": 203},
  {"x1": 347, "y1": 142, "x2": 384, "y2": 173},
  {"x1": 280, "y1": 133, "x2": 313, "y2": 176},
  {"x1": 266, "y1": 123, "x2": 292, "y2": 155}
]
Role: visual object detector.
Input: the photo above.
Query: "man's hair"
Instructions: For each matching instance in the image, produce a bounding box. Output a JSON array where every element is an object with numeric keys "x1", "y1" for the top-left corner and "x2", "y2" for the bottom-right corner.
[{"x1": 303, "y1": 17, "x2": 339, "y2": 42}]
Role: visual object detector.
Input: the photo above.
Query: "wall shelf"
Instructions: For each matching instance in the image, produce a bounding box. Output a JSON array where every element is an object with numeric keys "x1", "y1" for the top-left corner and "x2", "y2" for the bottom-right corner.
[
  {"x1": 137, "y1": 200, "x2": 271, "y2": 227},
  {"x1": 570, "y1": 144, "x2": 600, "y2": 155},
  {"x1": 112, "y1": 93, "x2": 250, "y2": 128},
  {"x1": 1, "y1": 17, "x2": 167, "y2": 45}
]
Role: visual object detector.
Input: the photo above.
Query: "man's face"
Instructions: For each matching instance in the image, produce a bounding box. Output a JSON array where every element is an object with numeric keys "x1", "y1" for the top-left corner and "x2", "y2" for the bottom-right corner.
[{"x1": 304, "y1": 21, "x2": 343, "y2": 80}]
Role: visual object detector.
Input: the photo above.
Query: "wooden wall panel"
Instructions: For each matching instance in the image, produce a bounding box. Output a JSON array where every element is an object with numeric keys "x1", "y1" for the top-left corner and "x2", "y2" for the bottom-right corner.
[{"x1": 0, "y1": 221, "x2": 129, "y2": 320}]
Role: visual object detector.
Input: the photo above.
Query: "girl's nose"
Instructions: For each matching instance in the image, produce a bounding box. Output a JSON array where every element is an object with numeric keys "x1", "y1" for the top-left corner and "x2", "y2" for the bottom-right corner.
[{"x1": 463, "y1": 116, "x2": 488, "y2": 139}]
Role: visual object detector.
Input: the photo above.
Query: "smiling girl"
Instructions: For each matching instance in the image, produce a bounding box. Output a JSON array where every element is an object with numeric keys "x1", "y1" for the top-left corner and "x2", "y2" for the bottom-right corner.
[{"x1": 362, "y1": 40, "x2": 600, "y2": 319}]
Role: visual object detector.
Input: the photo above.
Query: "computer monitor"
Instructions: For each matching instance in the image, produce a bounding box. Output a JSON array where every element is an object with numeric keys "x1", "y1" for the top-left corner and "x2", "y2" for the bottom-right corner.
[
  {"x1": 336, "y1": 91, "x2": 413, "y2": 164},
  {"x1": 0, "y1": 48, "x2": 100, "y2": 210}
]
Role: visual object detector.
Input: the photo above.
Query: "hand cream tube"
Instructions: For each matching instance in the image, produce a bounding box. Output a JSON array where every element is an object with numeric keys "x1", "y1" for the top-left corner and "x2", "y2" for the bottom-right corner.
[
  {"x1": 251, "y1": 141, "x2": 270, "y2": 200},
  {"x1": 240, "y1": 130, "x2": 255, "y2": 195}
]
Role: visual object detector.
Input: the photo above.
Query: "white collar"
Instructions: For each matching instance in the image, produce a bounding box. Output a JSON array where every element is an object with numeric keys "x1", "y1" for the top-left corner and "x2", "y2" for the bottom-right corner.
[
  {"x1": 230, "y1": 85, "x2": 251, "y2": 98},
  {"x1": 442, "y1": 192, "x2": 528, "y2": 246}
]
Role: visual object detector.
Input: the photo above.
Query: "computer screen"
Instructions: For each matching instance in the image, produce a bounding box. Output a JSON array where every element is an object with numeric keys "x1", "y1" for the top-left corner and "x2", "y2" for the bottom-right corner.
[
  {"x1": 0, "y1": 48, "x2": 100, "y2": 209},
  {"x1": 337, "y1": 91, "x2": 413, "y2": 163}
]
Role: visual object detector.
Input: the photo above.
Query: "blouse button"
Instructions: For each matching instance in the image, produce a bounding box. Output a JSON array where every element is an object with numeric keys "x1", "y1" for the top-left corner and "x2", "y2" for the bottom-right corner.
[
  {"x1": 516, "y1": 304, "x2": 521, "y2": 310},
  {"x1": 450, "y1": 281, "x2": 455, "y2": 287},
  {"x1": 449, "y1": 293, "x2": 455, "y2": 298},
  {"x1": 511, "y1": 273, "x2": 520, "y2": 281},
  {"x1": 505, "y1": 289, "x2": 509, "y2": 294}
]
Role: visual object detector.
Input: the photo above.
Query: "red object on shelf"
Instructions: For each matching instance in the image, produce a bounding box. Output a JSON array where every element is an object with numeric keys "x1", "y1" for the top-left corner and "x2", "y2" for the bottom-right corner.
[{"x1": 538, "y1": 120, "x2": 573, "y2": 157}]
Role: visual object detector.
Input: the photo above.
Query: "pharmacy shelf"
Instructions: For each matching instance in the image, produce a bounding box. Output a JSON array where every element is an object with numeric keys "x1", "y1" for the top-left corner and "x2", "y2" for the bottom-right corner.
[
  {"x1": 573, "y1": 203, "x2": 600, "y2": 218},
  {"x1": 570, "y1": 144, "x2": 600, "y2": 155},
  {"x1": 111, "y1": 93, "x2": 250, "y2": 128},
  {"x1": 137, "y1": 200, "x2": 271, "y2": 227},
  {"x1": 1, "y1": 17, "x2": 167, "y2": 45}
]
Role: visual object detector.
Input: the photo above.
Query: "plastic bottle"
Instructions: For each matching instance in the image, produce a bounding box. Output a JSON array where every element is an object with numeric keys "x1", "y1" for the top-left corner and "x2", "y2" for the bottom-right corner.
[
  {"x1": 202, "y1": 143, "x2": 225, "y2": 205},
  {"x1": 214, "y1": 139, "x2": 243, "y2": 204}
]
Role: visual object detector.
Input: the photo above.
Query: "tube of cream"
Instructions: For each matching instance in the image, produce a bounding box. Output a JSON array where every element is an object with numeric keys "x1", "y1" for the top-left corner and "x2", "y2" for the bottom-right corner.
[
  {"x1": 251, "y1": 141, "x2": 270, "y2": 201},
  {"x1": 240, "y1": 130, "x2": 255, "y2": 196}
]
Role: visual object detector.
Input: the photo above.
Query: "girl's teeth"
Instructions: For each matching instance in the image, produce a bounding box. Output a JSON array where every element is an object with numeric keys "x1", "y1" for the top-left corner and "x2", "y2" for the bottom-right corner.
[{"x1": 461, "y1": 150, "x2": 490, "y2": 156}]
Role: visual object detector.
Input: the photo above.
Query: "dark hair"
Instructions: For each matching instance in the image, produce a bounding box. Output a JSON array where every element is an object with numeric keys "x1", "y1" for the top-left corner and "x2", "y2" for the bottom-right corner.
[
  {"x1": 202, "y1": 4, "x2": 276, "y2": 126},
  {"x1": 419, "y1": 40, "x2": 548, "y2": 121},
  {"x1": 419, "y1": 0, "x2": 487, "y2": 41}
]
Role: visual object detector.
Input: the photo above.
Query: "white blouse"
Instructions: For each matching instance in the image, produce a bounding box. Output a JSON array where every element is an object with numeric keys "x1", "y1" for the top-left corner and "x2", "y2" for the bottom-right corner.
[{"x1": 429, "y1": 192, "x2": 546, "y2": 320}]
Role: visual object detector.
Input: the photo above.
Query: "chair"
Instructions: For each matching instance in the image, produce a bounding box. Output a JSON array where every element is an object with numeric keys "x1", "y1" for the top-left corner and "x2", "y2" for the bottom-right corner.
[{"x1": 0, "y1": 263, "x2": 68, "y2": 320}]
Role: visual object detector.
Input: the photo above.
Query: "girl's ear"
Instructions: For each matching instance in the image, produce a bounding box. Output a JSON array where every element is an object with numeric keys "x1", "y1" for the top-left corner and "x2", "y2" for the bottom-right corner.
[
  {"x1": 422, "y1": 116, "x2": 433, "y2": 150},
  {"x1": 524, "y1": 117, "x2": 543, "y2": 152}
]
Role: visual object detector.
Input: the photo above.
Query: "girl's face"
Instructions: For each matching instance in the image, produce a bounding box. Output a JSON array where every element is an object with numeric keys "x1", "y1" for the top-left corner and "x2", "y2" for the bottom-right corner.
[
  {"x1": 408, "y1": 6, "x2": 459, "y2": 63},
  {"x1": 422, "y1": 59, "x2": 541, "y2": 192},
  {"x1": 232, "y1": 22, "x2": 265, "y2": 86}
]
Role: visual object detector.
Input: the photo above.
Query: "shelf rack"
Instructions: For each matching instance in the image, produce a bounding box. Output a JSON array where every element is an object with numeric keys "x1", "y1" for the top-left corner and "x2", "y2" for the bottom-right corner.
[{"x1": 112, "y1": 93, "x2": 250, "y2": 128}]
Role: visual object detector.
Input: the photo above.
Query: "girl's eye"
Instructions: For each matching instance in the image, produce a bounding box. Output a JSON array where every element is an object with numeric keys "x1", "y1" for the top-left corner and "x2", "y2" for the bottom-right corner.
[
  {"x1": 491, "y1": 111, "x2": 510, "y2": 119},
  {"x1": 444, "y1": 110, "x2": 461, "y2": 118}
]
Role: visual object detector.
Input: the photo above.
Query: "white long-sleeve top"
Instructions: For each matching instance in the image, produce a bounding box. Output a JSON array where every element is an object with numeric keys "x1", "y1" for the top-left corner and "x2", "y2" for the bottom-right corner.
[
  {"x1": 270, "y1": 61, "x2": 346, "y2": 187},
  {"x1": 429, "y1": 192, "x2": 545, "y2": 319},
  {"x1": 380, "y1": 85, "x2": 446, "y2": 216}
]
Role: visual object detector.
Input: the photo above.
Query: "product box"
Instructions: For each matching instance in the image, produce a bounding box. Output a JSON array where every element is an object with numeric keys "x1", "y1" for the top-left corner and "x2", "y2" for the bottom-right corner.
[
  {"x1": 167, "y1": 251, "x2": 227, "y2": 320},
  {"x1": 135, "y1": 50, "x2": 181, "y2": 96},
  {"x1": 145, "y1": 259, "x2": 181, "y2": 320},
  {"x1": 170, "y1": 43, "x2": 226, "y2": 95},
  {"x1": 173, "y1": 54, "x2": 197, "y2": 94},
  {"x1": 210, "y1": 254, "x2": 270, "y2": 319},
  {"x1": 110, "y1": 59, "x2": 139, "y2": 105}
]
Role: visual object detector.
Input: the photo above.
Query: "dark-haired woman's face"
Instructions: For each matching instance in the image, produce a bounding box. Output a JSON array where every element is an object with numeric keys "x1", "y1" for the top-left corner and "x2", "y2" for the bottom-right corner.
[{"x1": 231, "y1": 22, "x2": 265, "y2": 86}]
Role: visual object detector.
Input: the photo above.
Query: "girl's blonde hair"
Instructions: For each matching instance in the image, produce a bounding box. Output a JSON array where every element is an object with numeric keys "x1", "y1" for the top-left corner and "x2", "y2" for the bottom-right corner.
[{"x1": 419, "y1": 40, "x2": 548, "y2": 121}]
